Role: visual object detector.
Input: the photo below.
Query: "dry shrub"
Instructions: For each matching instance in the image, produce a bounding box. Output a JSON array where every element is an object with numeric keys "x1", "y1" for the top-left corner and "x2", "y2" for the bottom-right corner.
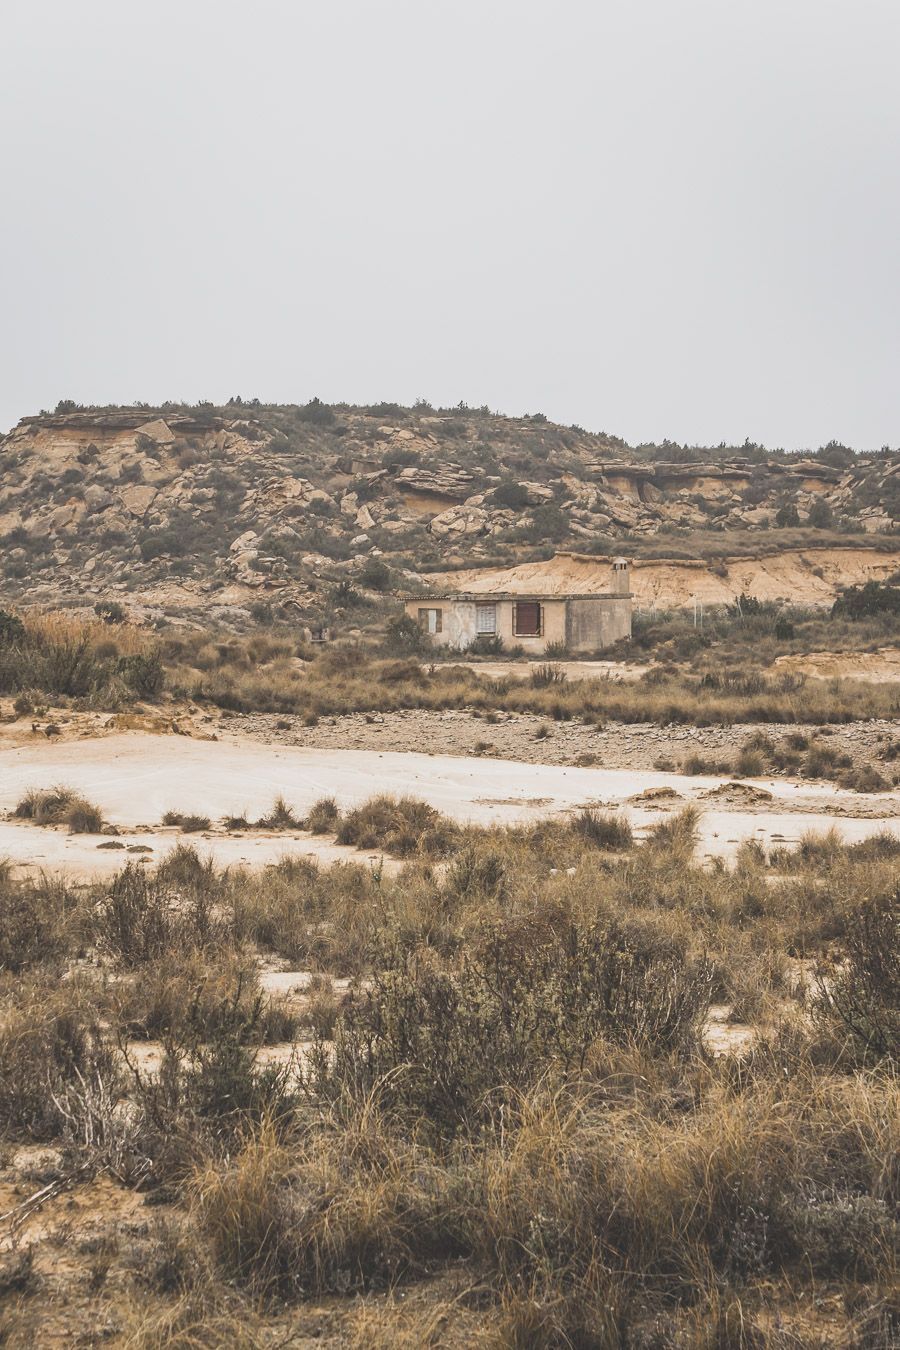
[
  {"x1": 305, "y1": 795, "x2": 340, "y2": 833},
  {"x1": 156, "y1": 843, "x2": 218, "y2": 889},
  {"x1": 813, "y1": 888, "x2": 900, "y2": 1061},
  {"x1": 530, "y1": 663, "x2": 566, "y2": 688},
  {"x1": 445, "y1": 846, "x2": 509, "y2": 903},
  {"x1": 228, "y1": 856, "x2": 380, "y2": 972},
  {"x1": 644, "y1": 804, "x2": 700, "y2": 857},
  {"x1": 0, "y1": 873, "x2": 85, "y2": 973},
  {"x1": 571, "y1": 808, "x2": 633, "y2": 851},
  {"x1": 336, "y1": 794, "x2": 458, "y2": 858},
  {"x1": 95, "y1": 862, "x2": 227, "y2": 968},
  {"x1": 318, "y1": 914, "x2": 713, "y2": 1133},
  {"x1": 162, "y1": 811, "x2": 212, "y2": 833},
  {"x1": 191, "y1": 1116, "x2": 464, "y2": 1302},
  {"x1": 112, "y1": 951, "x2": 295, "y2": 1044},
  {"x1": 255, "y1": 795, "x2": 301, "y2": 829},
  {"x1": 838, "y1": 762, "x2": 891, "y2": 794},
  {"x1": 474, "y1": 1072, "x2": 899, "y2": 1300},
  {"x1": 0, "y1": 985, "x2": 125, "y2": 1140},
  {"x1": 683, "y1": 753, "x2": 731, "y2": 775},
  {"x1": 14, "y1": 784, "x2": 104, "y2": 832}
]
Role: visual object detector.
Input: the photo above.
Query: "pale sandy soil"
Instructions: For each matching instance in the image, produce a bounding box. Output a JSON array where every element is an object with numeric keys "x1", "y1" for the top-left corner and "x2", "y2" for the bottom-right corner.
[
  {"x1": 774, "y1": 646, "x2": 900, "y2": 682},
  {"x1": 434, "y1": 658, "x2": 653, "y2": 682},
  {"x1": 427, "y1": 546, "x2": 900, "y2": 608},
  {"x1": 0, "y1": 731, "x2": 896, "y2": 876},
  {"x1": 231, "y1": 705, "x2": 899, "y2": 772}
]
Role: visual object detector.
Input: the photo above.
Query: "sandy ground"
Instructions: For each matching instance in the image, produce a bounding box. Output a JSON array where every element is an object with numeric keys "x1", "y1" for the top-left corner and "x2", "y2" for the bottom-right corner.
[
  {"x1": 427, "y1": 547, "x2": 900, "y2": 608},
  {"x1": 0, "y1": 731, "x2": 897, "y2": 877},
  {"x1": 436, "y1": 658, "x2": 653, "y2": 683},
  {"x1": 229, "y1": 706, "x2": 900, "y2": 771},
  {"x1": 774, "y1": 647, "x2": 900, "y2": 683}
]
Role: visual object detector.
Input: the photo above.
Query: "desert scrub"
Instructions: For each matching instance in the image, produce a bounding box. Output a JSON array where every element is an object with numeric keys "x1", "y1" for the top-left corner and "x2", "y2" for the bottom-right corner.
[
  {"x1": 227, "y1": 855, "x2": 384, "y2": 972},
  {"x1": 0, "y1": 608, "x2": 162, "y2": 703},
  {"x1": 0, "y1": 983, "x2": 125, "y2": 1140},
  {"x1": 111, "y1": 950, "x2": 296, "y2": 1044},
  {"x1": 304, "y1": 795, "x2": 340, "y2": 833},
  {"x1": 313, "y1": 913, "x2": 713, "y2": 1134},
  {"x1": 191, "y1": 1118, "x2": 465, "y2": 1301},
  {"x1": 14, "y1": 784, "x2": 105, "y2": 833},
  {"x1": 0, "y1": 872, "x2": 87, "y2": 973},
  {"x1": 335, "y1": 794, "x2": 458, "y2": 858},
  {"x1": 162, "y1": 810, "x2": 212, "y2": 833},
  {"x1": 165, "y1": 631, "x2": 900, "y2": 724},
  {"x1": 472, "y1": 1069, "x2": 900, "y2": 1299},
  {"x1": 94, "y1": 862, "x2": 230, "y2": 968},
  {"x1": 813, "y1": 887, "x2": 900, "y2": 1061}
]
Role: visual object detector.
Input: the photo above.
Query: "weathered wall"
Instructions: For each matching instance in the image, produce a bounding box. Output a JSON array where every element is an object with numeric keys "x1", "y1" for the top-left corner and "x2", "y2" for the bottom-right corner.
[
  {"x1": 405, "y1": 598, "x2": 568, "y2": 651},
  {"x1": 496, "y1": 599, "x2": 567, "y2": 651},
  {"x1": 405, "y1": 599, "x2": 479, "y2": 647},
  {"x1": 565, "y1": 597, "x2": 632, "y2": 652}
]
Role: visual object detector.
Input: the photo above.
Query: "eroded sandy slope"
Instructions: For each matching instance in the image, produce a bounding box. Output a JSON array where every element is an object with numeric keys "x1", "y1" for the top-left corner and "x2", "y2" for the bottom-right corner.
[{"x1": 428, "y1": 547, "x2": 900, "y2": 608}]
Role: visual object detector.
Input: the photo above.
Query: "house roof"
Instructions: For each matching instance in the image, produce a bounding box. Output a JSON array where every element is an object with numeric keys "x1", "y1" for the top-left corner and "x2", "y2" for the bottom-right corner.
[{"x1": 404, "y1": 592, "x2": 629, "y2": 603}]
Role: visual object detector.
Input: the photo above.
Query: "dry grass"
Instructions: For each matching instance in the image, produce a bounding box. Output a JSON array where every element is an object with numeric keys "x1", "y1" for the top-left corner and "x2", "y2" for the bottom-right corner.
[
  {"x1": 0, "y1": 608, "x2": 162, "y2": 703},
  {"x1": 13, "y1": 784, "x2": 105, "y2": 833},
  {"x1": 1, "y1": 805, "x2": 899, "y2": 1343},
  {"x1": 167, "y1": 632, "x2": 900, "y2": 726}
]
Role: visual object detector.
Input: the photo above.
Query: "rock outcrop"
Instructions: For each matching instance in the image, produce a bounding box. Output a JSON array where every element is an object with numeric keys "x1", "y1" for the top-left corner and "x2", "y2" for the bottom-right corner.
[{"x1": 0, "y1": 402, "x2": 896, "y2": 616}]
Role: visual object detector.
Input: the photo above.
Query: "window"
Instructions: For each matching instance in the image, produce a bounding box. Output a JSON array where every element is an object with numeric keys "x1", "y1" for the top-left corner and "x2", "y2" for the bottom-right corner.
[
  {"x1": 475, "y1": 603, "x2": 497, "y2": 634},
  {"x1": 513, "y1": 601, "x2": 542, "y2": 637},
  {"x1": 417, "y1": 607, "x2": 442, "y2": 634}
]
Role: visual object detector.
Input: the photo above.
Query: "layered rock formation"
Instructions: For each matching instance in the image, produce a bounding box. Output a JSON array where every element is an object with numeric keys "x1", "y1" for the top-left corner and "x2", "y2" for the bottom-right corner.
[{"x1": 0, "y1": 402, "x2": 896, "y2": 616}]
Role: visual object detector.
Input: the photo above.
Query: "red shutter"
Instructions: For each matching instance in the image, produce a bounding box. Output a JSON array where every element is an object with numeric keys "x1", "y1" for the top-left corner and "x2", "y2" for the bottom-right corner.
[{"x1": 514, "y1": 602, "x2": 542, "y2": 637}]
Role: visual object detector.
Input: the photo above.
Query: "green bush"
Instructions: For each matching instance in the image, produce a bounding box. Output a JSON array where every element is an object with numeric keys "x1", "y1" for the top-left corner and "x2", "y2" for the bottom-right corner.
[
  {"x1": 0, "y1": 610, "x2": 25, "y2": 643},
  {"x1": 359, "y1": 557, "x2": 392, "y2": 592},
  {"x1": 382, "y1": 614, "x2": 429, "y2": 656},
  {"x1": 832, "y1": 581, "x2": 900, "y2": 619}
]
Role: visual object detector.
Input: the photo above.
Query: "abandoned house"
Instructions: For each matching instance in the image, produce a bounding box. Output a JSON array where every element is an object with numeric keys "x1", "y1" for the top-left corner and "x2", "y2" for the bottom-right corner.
[{"x1": 405, "y1": 559, "x2": 632, "y2": 653}]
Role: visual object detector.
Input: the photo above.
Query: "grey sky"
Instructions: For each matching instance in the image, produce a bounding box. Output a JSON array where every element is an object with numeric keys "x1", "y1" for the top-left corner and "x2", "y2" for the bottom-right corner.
[{"x1": 2, "y1": 0, "x2": 898, "y2": 449}]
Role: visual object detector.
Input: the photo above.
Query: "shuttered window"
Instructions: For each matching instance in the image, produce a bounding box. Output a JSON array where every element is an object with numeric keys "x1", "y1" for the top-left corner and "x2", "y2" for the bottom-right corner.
[
  {"x1": 475, "y1": 604, "x2": 497, "y2": 634},
  {"x1": 417, "y1": 608, "x2": 442, "y2": 634},
  {"x1": 513, "y1": 601, "x2": 542, "y2": 637}
]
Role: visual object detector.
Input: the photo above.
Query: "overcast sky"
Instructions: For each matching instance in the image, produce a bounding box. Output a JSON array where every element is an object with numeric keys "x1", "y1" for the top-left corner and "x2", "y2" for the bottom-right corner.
[{"x1": 2, "y1": 1, "x2": 899, "y2": 449}]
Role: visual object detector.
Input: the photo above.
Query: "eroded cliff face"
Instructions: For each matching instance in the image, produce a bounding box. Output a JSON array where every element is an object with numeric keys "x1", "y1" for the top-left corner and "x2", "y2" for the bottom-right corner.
[
  {"x1": 427, "y1": 548, "x2": 900, "y2": 610},
  {"x1": 0, "y1": 403, "x2": 896, "y2": 617}
]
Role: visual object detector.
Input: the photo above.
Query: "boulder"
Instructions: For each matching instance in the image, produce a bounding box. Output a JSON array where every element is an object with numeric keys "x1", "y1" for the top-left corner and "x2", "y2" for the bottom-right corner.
[
  {"x1": 118, "y1": 484, "x2": 158, "y2": 517},
  {"x1": 230, "y1": 529, "x2": 258, "y2": 553},
  {"x1": 521, "y1": 481, "x2": 555, "y2": 504},
  {"x1": 430, "y1": 505, "x2": 489, "y2": 537},
  {"x1": 135, "y1": 418, "x2": 175, "y2": 446},
  {"x1": 84, "y1": 485, "x2": 113, "y2": 513}
]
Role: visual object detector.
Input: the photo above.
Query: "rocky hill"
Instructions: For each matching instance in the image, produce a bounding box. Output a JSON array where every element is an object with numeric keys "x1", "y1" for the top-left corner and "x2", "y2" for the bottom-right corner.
[{"x1": 0, "y1": 400, "x2": 897, "y2": 622}]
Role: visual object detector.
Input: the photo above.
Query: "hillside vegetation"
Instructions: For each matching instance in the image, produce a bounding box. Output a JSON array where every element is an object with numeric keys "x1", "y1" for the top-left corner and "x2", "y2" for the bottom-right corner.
[{"x1": 0, "y1": 400, "x2": 897, "y2": 628}]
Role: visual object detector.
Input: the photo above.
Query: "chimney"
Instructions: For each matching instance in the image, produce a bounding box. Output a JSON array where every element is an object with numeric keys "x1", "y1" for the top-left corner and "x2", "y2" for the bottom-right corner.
[{"x1": 611, "y1": 557, "x2": 630, "y2": 595}]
